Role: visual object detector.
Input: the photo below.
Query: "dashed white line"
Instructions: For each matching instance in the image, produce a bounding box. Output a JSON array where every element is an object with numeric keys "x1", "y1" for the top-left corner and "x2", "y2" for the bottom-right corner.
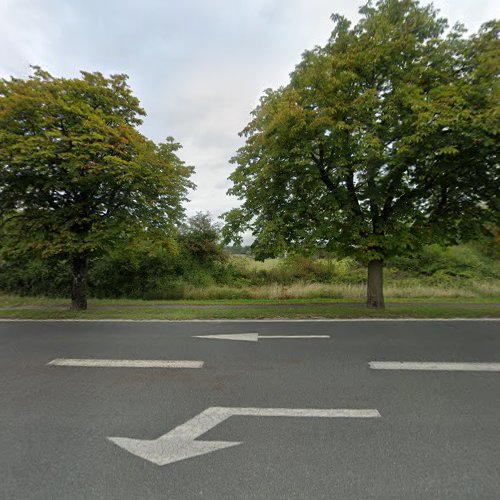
[
  {"x1": 369, "y1": 361, "x2": 500, "y2": 372},
  {"x1": 47, "y1": 359, "x2": 204, "y2": 368}
]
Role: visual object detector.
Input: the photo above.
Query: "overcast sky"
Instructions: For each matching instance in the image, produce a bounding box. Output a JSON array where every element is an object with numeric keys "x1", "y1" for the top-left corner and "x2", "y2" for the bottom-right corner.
[{"x1": 1, "y1": 0, "x2": 498, "y2": 227}]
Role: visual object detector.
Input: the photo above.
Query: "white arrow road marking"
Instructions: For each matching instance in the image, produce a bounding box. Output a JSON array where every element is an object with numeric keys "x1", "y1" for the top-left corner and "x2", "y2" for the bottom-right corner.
[
  {"x1": 108, "y1": 406, "x2": 381, "y2": 466},
  {"x1": 47, "y1": 359, "x2": 204, "y2": 368},
  {"x1": 194, "y1": 333, "x2": 330, "y2": 342},
  {"x1": 369, "y1": 361, "x2": 500, "y2": 371}
]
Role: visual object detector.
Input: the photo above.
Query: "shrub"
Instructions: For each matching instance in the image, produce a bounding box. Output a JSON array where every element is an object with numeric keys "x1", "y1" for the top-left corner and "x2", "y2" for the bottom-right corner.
[{"x1": 0, "y1": 256, "x2": 71, "y2": 297}]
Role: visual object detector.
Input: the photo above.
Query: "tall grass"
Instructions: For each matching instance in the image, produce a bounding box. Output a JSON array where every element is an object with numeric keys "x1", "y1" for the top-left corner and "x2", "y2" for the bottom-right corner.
[{"x1": 181, "y1": 280, "x2": 500, "y2": 300}]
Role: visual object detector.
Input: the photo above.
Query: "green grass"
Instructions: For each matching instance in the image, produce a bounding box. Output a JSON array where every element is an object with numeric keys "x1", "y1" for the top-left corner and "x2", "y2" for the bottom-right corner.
[
  {"x1": 1, "y1": 262, "x2": 499, "y2": 322},
  {"x1": 178, "y1": 281, "x2": 500, "y2": 300},
  {"x1": 6, "y1": 279, "x2": 499, "y2": 306},
  {"x1": 0, "y1": 297, "x2": 498, "y2": 320},
  {"x1": 230, "y1": 254, "x2": 282, "y2": 271},
  {"x1": 1, "y1": 292, "x2": 499, "y2": 307}
]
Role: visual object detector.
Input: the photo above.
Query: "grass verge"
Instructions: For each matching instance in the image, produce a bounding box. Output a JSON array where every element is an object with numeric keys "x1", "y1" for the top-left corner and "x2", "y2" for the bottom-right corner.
[
  {"x1": 1, "y1": 292, "x2": 499, "y2": 308},
  {"x1": 0, "y1": 303, "x2": 498, "y2": 320}
]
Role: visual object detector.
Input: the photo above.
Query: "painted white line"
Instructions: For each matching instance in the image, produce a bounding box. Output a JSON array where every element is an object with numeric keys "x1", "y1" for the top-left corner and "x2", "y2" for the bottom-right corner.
[
  {"x1": 195, "y1": 333, "x2": 259, "y2": 342},
  {"x1": 369, "y1": 361, "x2": 500, "y2": 372},
  {"x1": 108, "y1": 406, "x2": 380, "y2": 466},
  {"x1": 221, "y1": 407, "x2": 380, "y2": 417},
  {"x1": 194, "y1": 333, "x2": 330, "y2": 342},
  {"x1": 265, "y1": 335, "x2": 330, "y2": 339},
  {"x1": 47, "y1": 359, "x2": 204, "y2": 368}
]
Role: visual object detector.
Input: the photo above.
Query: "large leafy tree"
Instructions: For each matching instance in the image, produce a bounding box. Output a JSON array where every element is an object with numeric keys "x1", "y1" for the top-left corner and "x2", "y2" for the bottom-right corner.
[
  {"x1": 224, "y1": 0, "x2": 499, "y2": 308},
  {"x1": 0, "y1": 68, "x2": 194, "y2": 309}
]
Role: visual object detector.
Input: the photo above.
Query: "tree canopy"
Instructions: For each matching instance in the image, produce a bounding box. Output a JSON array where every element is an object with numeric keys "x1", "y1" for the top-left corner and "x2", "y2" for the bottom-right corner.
[
  {"x1": 0, "y1": 67, "x2": 194, "y2": 309},
  {"x1": 224, "y1": 0, "x2": 499, "y2": 307},
  {"x1": 179, "y1": 212, "x2": 226, "y2": 264}
]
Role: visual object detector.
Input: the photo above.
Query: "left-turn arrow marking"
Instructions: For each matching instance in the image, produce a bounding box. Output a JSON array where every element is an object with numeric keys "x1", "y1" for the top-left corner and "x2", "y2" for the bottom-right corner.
[{"x1": 108, "y1": 406, "x2": 380, "y2": 466}]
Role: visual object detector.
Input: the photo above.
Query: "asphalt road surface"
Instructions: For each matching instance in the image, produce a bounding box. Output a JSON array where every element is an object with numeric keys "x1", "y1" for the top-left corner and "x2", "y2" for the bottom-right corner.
[{"x1": 1, "y1": 319, "x2": 499, "y2": 499}]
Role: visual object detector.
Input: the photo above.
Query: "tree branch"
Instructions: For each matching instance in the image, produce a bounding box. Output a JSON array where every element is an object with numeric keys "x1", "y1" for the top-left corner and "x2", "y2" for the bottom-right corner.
[
  {"x1": 345, "y1": 166, "x2": 364, "y2": 219},
  {"x1": 311, "y1": 145, "x2": 337, "y2": 194},
  {"x1": 382, "y1": 171, "x2": 440, "y2": 220},
  {"x1": 380, "y1": 164, "x2": 409, "y2": 222},
  {"x1": 367, "y1": 160, "x2": 381, "y2": 232}
]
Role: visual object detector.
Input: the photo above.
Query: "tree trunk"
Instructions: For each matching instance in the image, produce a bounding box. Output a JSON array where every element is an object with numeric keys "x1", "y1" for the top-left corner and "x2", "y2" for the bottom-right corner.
[
  {"x1": 367, "y1": 259, "x2": 385, "y2": 309},
  {"x1": 71, "y1": 255, "x2": 88, "y2": 310}
]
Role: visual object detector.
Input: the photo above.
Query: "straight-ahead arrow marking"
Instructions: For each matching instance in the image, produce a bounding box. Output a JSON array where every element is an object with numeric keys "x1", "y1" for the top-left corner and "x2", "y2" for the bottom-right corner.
[
  {"x1": 194, "y1": 333, "x2": 330, "y2": 342},
  {"x1": 108, "y1": 406, "x2": 380, "y2": 466}
]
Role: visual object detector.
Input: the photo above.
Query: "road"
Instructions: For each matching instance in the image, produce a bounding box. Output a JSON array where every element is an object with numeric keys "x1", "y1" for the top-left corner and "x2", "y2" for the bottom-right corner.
[{"x1": 1, "y1": 320, "x2": 499, "y2": 499}]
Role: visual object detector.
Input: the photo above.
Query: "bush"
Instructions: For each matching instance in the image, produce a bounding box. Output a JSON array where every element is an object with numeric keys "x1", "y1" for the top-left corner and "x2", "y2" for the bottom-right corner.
[
  {"x1": 0, "y1": 242, "x2": 498, "y2": 300},
  {"x1": 0, "y1": 256, "x2": 71, "y2": 297},
  {"x1": 387, "y1": 243, "x2": 500, "y2": 280}
]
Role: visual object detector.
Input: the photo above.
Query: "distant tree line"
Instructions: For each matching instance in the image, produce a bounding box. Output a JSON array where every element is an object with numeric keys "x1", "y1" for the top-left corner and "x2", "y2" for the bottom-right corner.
[{"x1": 225, "y1": 245, "x2": 253, "y2": 256}]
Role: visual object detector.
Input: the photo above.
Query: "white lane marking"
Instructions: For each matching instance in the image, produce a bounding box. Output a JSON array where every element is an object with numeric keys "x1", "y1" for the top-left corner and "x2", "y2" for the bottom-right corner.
[
  {"x1": 195, "y1": 333, "x2": 258, "y2": 342},
  {"x1": 369, "y1": 361, "x2": 500, "y2": 372},
  {"x1": 264, "y1": 335, "x2": 330, "y2": 339},
  {"x1": 108, "y1": 406, "x2": 381, "y2": 466},
  {"x1": 47, "y1": 359, "x2": 204, "y2": 368},
  {"x1": 194, "y1": 333, "x2": 330, "y2": 342}
]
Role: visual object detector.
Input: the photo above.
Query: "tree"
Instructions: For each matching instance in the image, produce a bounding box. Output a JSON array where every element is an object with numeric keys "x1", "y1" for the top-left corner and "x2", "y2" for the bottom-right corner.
[
  {"x1": 0, "y1": 68, "x2": 194, "y2": 310},
  {"x1": 179, "y1": 212, "x2": 226, "y2": 264},
  {"x1": 223, "y1": 0, "x2": 499, "y2": 308}
]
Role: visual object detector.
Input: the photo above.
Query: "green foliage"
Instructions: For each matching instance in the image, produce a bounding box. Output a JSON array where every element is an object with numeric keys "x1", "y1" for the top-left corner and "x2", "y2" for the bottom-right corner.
[
  {"x1": 0, "y1": 242, "x2": 498, "y2": 299},
  {"x1": 0, "y1": 256, "x2": 71, "y2": 297},
  {"x1": 0, "y1": 212, "x2": 233, "y2": 299},
  {"x1": 179, "y1": 212, "x2": 227, "y2": 264},
  {"x1": 86, "y1": 215, "x2": 232, "y2": 298},
  {"x1": 388, "y1": 243, "x2": 500, "y2": 280},
  {"x1": 229, "y1": 253, "x2": 364, "y2": 285},
  {"x1": 0, "y1": 67, "x2": 194, "y2": 306},
  {"x1": 225, "y1": 245, "x2": 253, "y2": 255},
  {"x1": 224, "y1": 0, "x2": 499, "y2": 264}
]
